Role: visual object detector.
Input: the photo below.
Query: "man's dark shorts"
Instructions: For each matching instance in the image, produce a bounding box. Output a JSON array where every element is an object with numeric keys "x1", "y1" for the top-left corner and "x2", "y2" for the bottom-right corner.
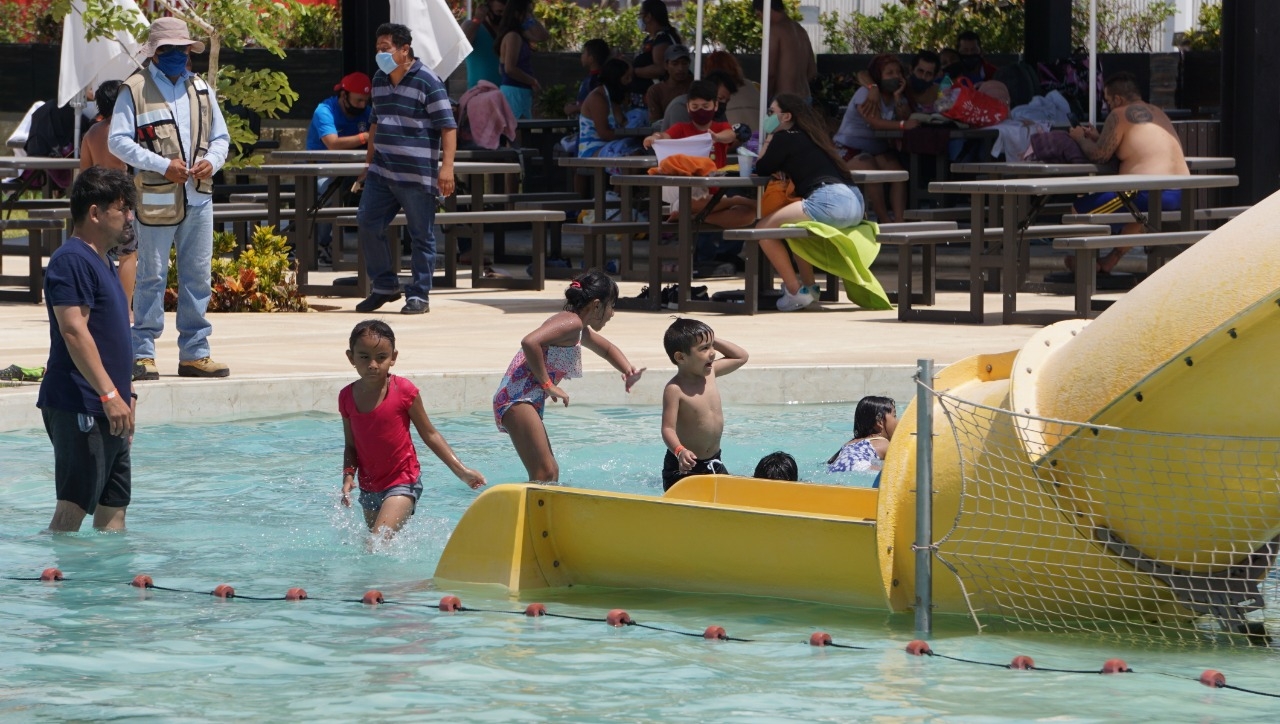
[
  {"x1": 662, "y1": 449, "x2": 728, "y2": 491},
  {"x1": 42, "y1": 407, "x2": 131, "y2": 514}
]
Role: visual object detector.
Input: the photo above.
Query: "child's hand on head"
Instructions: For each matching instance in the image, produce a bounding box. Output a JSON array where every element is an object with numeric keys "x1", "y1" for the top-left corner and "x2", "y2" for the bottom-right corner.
[{"x1": 623, "y1": 367, "x2": 646, "y2": 392}]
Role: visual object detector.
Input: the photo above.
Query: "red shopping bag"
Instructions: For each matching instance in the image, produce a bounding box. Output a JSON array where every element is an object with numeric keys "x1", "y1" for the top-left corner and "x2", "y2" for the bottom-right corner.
[{"x1": 942, "y1": 77, "x2": 1009, "y2": 127}]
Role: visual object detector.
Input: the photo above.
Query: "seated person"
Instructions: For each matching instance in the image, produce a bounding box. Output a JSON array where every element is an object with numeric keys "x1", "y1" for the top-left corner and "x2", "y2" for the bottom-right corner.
[
  {"x1": 703, "y1": 50, "x2": 761, "y2": 128},
  {"x1": 834, "y1": 54, "x2": 916, "y2": 223},
  {"x1": 643, "y1": 80, "x2": 756, "y2": 228},
  {"x1": 754, "y1": 451, "x2": 798, "y2": 481},
  {"x1": 306, "y1": 72, "x2": 372, "y2": 265},
  {"x1": 578, "y1": 58, "x2": 644, "y2": 158},
  {"x1": 565, "y1": 38, "x2": 610, "y2": 117},
  {"x1": 905, "y1": 50, "x2": 941, "y2": 113},
  {"x1": 827, "y1": 396, "x2": 896, "y2": 481},
  {"x1": 645, "y1": 44, "x2": 694, "y2": 123}
]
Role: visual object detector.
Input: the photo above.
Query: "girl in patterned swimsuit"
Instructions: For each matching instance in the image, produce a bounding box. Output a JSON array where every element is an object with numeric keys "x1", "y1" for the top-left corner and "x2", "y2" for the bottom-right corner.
[
  {"x1": 493, "y1": 271, "x2": 645, "y2": 483},
  {"x1": 827, "y1": 396, "x2": 897, "y2": 477}
]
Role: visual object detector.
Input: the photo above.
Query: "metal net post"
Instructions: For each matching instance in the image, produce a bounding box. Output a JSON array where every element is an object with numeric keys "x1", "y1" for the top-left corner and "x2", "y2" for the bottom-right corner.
[{"x1": 915, "y1": 359, "x2": 935, "y2": 636}]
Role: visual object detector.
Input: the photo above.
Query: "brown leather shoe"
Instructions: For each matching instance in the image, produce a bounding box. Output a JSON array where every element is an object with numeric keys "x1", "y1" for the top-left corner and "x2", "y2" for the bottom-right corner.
[
  {"x1": 132, "y1": 357, "x2": 159, "y2": 381},
  {"x1": 178, "y1": 357, "x2": 231, "y2": 378}
]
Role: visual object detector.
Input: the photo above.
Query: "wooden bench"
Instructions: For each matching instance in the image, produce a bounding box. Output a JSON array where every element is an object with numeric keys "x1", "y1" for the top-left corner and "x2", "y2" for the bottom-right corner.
[
  {"x1": 0, "y1": 218, "x2": 67, "y2": 303},
  {"x1": 229, "y1": 192, "x2": 295, "y2": 205},
  {"x1": 718, "y1": 222, "x2": 959, "y2": 315},
  {"x1": 332, "y1": 209, "x2": 565, "y2": 293},
  {"x1": 1054, "y1": 230, "x2": 1210, "y2": 317},
  {"x1": 904, "y1": 202, "x2": 1074, "y2": 223},
  {"x1": 873, "y1": 223, "x2": 1111, "y2": 323},
  {"x1": 1061, "y1": 206, "x2": 1248, "y2": 226}
]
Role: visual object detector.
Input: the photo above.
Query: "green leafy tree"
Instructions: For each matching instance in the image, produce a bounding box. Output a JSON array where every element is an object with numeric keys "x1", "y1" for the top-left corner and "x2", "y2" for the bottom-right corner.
[
  {"x1": 55, "y1": 0, "x2": 299, "y2": 167},
  {"x1": 1071, "y1": 0, "x2": 1176, "y2": 52},
  {"x1": 1181, "y1": 1, "x2": 1220, "y2": 51}
]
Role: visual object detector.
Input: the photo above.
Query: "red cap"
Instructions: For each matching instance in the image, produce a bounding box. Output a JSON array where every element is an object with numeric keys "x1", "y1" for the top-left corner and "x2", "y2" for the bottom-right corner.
[{"x1": 335, "y1": 72, "x2": 372, "y2": 94}]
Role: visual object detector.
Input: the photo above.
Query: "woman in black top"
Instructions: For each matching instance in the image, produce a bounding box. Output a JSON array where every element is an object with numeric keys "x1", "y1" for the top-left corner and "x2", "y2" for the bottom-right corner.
[
  {"x1": 753, "y1": 93, "x2": 867, "y2": 311},
  {"x1": 630, "y1": 0, "x2": 681, "y2": 107}
]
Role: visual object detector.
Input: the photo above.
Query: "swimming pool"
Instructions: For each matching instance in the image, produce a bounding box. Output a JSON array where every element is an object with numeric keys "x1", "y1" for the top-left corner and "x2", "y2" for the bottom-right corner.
[{"x1": 1, "y1": 406, "x2": 1277, "y2": 720}]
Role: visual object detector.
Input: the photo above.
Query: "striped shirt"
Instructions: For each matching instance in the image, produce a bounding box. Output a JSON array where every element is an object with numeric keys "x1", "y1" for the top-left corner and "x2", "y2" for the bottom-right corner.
[{"x1": 368, "y1": 60, "x2": 456, "y2": 193}]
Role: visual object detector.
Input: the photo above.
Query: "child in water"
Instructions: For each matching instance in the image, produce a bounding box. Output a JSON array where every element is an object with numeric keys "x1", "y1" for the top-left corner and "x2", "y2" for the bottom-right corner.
[
  {"x1": 340, "y1": 320, "x2": 485, "y2": 538},
  {"x1": 494, "y1": 271, "x2": 645, "y2": 483},
  {"x1": 826, "y1": 395, "x2": 897, "y2": 477}
]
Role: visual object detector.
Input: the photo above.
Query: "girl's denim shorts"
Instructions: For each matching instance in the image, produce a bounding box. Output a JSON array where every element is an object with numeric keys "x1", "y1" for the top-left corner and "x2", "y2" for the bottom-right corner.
[{"x1": 802, "y1": 183, "x2": 865, "y2": 228}]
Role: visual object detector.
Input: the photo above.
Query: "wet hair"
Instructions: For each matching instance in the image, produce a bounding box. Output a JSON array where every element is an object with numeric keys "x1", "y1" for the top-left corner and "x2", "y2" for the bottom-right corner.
[
  {"x1": 349, "y1": 319, "x2": 396, "y2": 350},
  {"x1": 494, "y1": 0, "x2": 533, "y2": 54},
  {"x1": 663, "y1": 317, "x2": 714, "y2": 363},
  {"x1": 853, "y1": 395, "x2": 896, "y2": 438},
  {"x1": 564, "y1": 269, "x2": 618, "y2": 312},
  {"x1": 705, "y1": 70, "x2": 739, "y2": 95},
  {"x1": 1104, "y1": 71, "x2": 1143, "y2": 101},
  {"x1": 69, "y1": 166, "x2": 135, "y2": 225},
  {"x1": 375, "y1": 22, "x2": 413, "y2": 51},
  {"x1": 912, "y1": 50, "x2": 940, "y2": 72},
  {"x1": 773, "y1": 93, "x2": 849, "y2": 178},
  {"x1": 583, "y1": 38, "x2": 610, "y2": 69},
  {"x1": 868, "y1": 53, "x2": 905, "y2": 83},
  {"x1": 687, "y1": 79, "x2": 719, "y2": 103},
  {"x1": 704, "y1": 51, "x2": 746, "y2": 87},
  {"x1": 95, "y1": 80, "x2": 121, "y2": 118},
  {"x1": 754, "y1": 451, "x2": 798, "y2": 481},
  {"x1": 641, "y1": 0, "x2": 679, "y2": 40}
]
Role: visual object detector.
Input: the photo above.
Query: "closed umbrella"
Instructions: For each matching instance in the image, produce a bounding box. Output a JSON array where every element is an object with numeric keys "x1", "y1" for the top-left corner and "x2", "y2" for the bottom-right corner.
[
  {"x1": 391, "y1": 0, "x2": 472, "y2": 79},
  {"x1": 58, "y1": 0, "x2": 147, "y2": 156}
]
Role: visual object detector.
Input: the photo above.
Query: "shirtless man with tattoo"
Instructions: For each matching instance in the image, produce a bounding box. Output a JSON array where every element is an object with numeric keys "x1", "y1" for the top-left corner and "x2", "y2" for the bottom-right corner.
[{"x1": 1067, "y1": 71, "x2": 1189, "y2": 273}]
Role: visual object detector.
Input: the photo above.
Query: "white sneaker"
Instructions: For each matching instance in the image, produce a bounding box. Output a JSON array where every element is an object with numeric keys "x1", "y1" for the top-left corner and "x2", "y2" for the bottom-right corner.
[{"x1": 776, "y1": 287, "x2": 815, "y2": 312}]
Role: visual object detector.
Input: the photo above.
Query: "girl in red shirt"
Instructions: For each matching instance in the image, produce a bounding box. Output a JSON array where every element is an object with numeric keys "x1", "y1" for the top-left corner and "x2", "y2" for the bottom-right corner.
[{"x1": 340, "y1": 320, "x2": 485, "y2": 539}]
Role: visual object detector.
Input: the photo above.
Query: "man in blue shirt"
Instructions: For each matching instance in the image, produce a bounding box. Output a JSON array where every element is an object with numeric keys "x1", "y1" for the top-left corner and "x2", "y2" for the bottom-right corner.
[
  {"x1": 355, "y1": 23, "x2": 457, "y2": 315},
  {"x1": 39, "y1": 167, "x2": 137, "y2": 532},
  {"x1": 306, "y1": 72, "x2": 372, "y2": 264}
]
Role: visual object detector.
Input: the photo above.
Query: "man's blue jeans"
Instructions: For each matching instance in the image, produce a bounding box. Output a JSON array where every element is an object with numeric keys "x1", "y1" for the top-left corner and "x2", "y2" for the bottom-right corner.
[
  {"x1": 131, "y1": 202, "x2": 214, "y2": 361},
  {"x1": 357, "y1": 173, "x2": 436, "y2": 301}
]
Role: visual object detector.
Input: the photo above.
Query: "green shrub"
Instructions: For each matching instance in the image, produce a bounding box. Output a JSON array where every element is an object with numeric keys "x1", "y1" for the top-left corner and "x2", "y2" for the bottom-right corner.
[
  {"x1": 165, "y1": 226, "x2": 308, "y2": 313},
  {"x1": 1180, "y1": 1, "x2": 1220, "y2": 50},
  {"x1": 821, "y1": 0, "x2": 1023, "y2": 55},
  {"x1": 1071, "y1": 0, "x2": 1176, "y2": 52},
  {"x1": 536, "y1": 83, "x2": 574, "y2": 119},
  {"x1": 0, "y1": 0, "x2": 61, "y2": 43},
  {"x1": 279, "y1": 0, "x2": 341, "y2": 49}
]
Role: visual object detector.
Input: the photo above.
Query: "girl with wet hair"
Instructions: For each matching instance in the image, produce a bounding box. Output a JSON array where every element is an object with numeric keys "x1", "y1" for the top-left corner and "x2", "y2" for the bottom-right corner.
[
  {"x1": 826, "y1": 396, "x2": 898, "y2": 476},
  {"x1": 493, "y1": 271, "x2": 645, "y2": 482}
]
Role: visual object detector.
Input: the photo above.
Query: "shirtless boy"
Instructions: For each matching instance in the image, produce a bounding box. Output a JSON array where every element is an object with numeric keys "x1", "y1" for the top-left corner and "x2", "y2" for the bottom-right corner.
[
  {"x1": 753, "y1": 0, "x2": 816, "y2": 101},
  {"x1": 1068, "y1": 71, "x2": 1189, "y2": 273},
  {"x1": 79, "y1": 80, "x2": 137, "y2": 313},
  {"x1": 660, "y1": 319, "x2": 748, "y2": 491}
]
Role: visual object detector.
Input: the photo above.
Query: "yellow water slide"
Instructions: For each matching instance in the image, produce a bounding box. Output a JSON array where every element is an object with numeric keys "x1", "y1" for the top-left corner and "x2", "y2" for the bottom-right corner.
[{"x1": 436, "y1": 191, "x2": 1280, "y2": 633}]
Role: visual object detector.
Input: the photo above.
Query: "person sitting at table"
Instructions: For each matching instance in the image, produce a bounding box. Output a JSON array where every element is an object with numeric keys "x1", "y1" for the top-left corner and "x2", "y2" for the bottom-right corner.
[
  {"x1": 703, "y1": 51, "x2": 762, "y2": 128},
  {"x1": 905, "y1": 50, "x2": 941, "y2": 113},
  {"x1": 754, "y1": 94, "x2": 867, "y2": 312},
  {"x1": 660, "y1": 70, "x2": 734, "y2": 129},
  {"x1": 495, "y1": 0, "x2": 546, "y2": 120},
  {"x1": 565, "y1": 38, "x2": 610, "y2": 117},
  {"x1": 645, "y1": 45, "x2": 693, "y2": 123},
  {"x1": 578, "y1": 58, "x2": 645, "y2": 159},
  {"x1": 834, "y1": 54, "x2": 916, "y2": 223},
  {"x1": 306, "y1": 72, "x2": 372, "y2": 266},
  {"x1": 643, "y1": 80, "x2": 756, "y2": 229},
  {"x1": 1065, "y1": 71, "x2": 1189, "y2": 275},
  {"x1": 949, "y1": 30, "x2": 999, "y2": 84}
]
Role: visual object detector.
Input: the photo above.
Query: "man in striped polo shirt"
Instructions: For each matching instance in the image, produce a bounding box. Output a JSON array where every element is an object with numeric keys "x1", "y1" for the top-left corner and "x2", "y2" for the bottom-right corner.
[{"x1": 355, "y1": 22, "x2": 458, "y2": 315}]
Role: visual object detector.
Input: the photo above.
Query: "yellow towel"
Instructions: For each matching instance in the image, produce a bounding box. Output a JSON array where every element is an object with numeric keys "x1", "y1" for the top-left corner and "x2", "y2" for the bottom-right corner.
[{"x1": 782, "y1": 220, "x2": 892, "y2": 311}]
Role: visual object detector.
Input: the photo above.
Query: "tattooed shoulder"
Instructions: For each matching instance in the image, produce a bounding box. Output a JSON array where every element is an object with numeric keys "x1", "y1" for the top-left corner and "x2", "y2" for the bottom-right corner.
[{"x1": 1125, "y1": 105, "x2": 1154, "y2": 124}]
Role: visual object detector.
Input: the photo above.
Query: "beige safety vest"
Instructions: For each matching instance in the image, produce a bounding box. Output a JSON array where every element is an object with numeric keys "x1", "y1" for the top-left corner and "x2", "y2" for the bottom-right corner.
[{"x1": 121, "y1": 68, "x2": 214, "y2": 226}]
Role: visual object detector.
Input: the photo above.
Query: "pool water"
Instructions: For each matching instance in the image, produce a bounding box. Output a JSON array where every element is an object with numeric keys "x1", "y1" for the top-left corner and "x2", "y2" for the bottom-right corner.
[{"x1": 1, "y1": 405, "x2": 1277, "y2": 721}]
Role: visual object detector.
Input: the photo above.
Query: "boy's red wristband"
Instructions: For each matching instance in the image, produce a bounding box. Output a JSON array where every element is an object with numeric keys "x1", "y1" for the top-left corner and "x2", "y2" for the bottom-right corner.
[
  {"x1": 343, "y1": 466, "x2": 356, "y2": 476},
  {"x1": 674, "y1": 445, "x2": 686, "y2": 456}
]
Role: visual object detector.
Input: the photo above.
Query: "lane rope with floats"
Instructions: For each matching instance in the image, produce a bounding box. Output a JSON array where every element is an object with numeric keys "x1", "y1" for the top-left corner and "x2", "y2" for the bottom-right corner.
[{"x1": 7, "y1": 568, "x2": 1279, "y2": 699}]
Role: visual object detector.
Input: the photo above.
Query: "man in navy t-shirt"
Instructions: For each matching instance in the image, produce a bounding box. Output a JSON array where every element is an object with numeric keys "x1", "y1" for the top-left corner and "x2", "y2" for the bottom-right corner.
[
  {"x1": 305, "y1": 72, "x2": 373, "y2": 264},
  {"x1": 38, "y1": 167, "x2": 137, "y2": 532}
]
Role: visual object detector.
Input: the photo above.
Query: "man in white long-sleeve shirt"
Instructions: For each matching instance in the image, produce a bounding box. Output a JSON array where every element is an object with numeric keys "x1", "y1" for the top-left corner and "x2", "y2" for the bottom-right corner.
[{"x1": 108, "y1": 17, "x2": 231, "y2": 380}]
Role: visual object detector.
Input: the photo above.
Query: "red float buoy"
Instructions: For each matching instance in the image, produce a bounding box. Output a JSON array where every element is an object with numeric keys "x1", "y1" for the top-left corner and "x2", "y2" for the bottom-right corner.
[
  {"x1": 1100, "y1": 658, "x2": 1130, "y2": 674},
  {"x1": 1199, "y1": 669, "x2": 1226, "y2": 688},
  {"x1": 809, "y1": 632, "x2": 832, "y2": 647},
  {"x1": 130, "y1": 574, "x2": 154, "y2": 589},
  {"x1": 211, "y1": 584, "x2": 235, "y2": 599},
  {"x1": 40, "y1": 567, "x2": 63, "y2": 582},
  {"x1": 285, "y1": 587, "x2": 308, "y2": 601},
  {"x1": 703, "y1": 625, "x2": 727, "y2": 640},
  {"x1": 606, "y1": 609, "x2": 633, "y2": 626},
  {"x1": 1010, "y1": 655, "x2": 1035, "y2": 670},
  {"x1": 524, "y1": 603, "x2": 546, "y2": 617},
  {"x1": 906, "y1": 640, "x2": 933, "y2": 656},
  {"x1": 439, "y1": 595, "x2": 463, "y2": 612},
  {"x1": 362, "y1": 590, "x2": 384, "y2": 605}
]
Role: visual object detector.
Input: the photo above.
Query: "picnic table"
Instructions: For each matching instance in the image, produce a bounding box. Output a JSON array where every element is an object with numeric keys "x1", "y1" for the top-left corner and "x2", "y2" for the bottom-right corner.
[
  {"x1": 871, "y1": 125, "x2": 998, "y2": 208},
  {"x1": 611, "y1": 169, "x2": 910, "y2": 314},
  {"x1": 517, "y1": 118, "x2": 577, "y2": 192},
  {"x1": 928, "y1": 173, "x2": 1239, "y2": 325},
  {"x1": 950, "y1": 156, "x2": 1235, "y2": 177}
]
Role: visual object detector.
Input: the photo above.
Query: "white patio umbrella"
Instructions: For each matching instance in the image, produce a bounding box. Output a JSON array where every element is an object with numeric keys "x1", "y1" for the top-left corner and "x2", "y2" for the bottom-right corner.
[
  {"x1": 391, "y1": 0, "x2": 472, "y2": 79},
  {"x1": 58, "y1": 0, "x2": 148, "y2": 156}
]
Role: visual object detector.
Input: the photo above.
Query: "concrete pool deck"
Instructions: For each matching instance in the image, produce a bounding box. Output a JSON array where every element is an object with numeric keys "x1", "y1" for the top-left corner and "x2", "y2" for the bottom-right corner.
[{"x1": 0, "y1": 274, "x2": 1077, "y2": 431}]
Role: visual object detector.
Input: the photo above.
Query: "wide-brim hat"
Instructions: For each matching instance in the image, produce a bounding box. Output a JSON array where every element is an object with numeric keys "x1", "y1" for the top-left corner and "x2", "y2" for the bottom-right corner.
[{"x1": 142, "y1": 17, "x2": 206, "y2": 57}]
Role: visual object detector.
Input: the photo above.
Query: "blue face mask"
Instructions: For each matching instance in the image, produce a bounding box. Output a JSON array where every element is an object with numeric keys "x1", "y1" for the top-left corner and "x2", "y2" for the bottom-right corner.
[
  {"x1": 154, "y1": 48, "x2": 188, "y2": 77},
  {"x1": 376, "y1": 52, "x2": 398, "y2": 75},
  {"x1": 762, "y1": 113, "x2": 781, "y2": 135}
]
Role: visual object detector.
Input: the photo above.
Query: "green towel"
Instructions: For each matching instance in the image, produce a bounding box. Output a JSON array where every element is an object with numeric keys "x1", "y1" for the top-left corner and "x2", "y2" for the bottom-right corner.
[{"x1": 782, "y1": 220, "x2": 892, "y2": 310}]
